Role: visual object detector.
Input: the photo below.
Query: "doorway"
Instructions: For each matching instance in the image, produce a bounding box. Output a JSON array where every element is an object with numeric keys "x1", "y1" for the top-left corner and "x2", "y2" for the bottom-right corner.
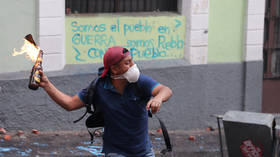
[{"x1": 262, "y1": 0, "x2": 280, "y2": 112}]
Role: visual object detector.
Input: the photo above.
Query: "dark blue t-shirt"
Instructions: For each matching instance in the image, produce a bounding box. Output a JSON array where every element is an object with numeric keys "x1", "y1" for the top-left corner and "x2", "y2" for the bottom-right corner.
[{"x1": 78, "y1": 74, "x2": 160, "y2": 156}]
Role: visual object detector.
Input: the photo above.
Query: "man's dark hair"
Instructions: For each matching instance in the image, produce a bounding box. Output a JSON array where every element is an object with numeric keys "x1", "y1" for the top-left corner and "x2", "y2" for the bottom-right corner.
[{"x1": 123, "y1": 48, "x2": 129, "y2": 54}]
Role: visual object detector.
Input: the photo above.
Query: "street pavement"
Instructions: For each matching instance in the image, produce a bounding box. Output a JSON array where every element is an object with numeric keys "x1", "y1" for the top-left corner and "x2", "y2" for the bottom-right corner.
[{"x1": 0, "y1": 129, "x2": 227, "y2": 157}]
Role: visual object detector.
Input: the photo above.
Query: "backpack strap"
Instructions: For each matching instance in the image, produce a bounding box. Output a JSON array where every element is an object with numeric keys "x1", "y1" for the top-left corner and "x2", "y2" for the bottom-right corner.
[
  {"x1": 148, "y1": 110, "x2": 172, "y2": 154},
  {"x1": 133, "y1": 83, "x2": 172, "y2": 154},
  {"x1": 73, "y1": 110, "x2": 87, "y2": 123},
  {"x1": 73, "y1": 76, "x2": 105, "y2": 144},
  {"x1": 73, "y1": 77, "x2": 99, "y2": 123}
]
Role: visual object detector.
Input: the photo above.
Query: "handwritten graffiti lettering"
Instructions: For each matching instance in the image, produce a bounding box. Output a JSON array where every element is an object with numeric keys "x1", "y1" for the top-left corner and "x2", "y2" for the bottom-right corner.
[
  {"x1": 126, "y1": 39, "x2": 154, "y2": 48},
  {"x1": 73, "y1": 47, "x2": 167, "y2": 62},
  {"x1": 158, "y1": 35, "x2": 184, "y2": 50},
  {"x1": 123, "y1": 20, "x2": 152, "y2": 36},
  {"x1": 158, "y1": 26, "x2": 171, "y2": 34},
  {"x1": 130, "y1": 48, "x2": 166, "y2": 59},
  {"x1": 110, "y1": 19, "x2": 120, "y2": 32},
  {"x1": 72, "y1": 33, "x2": 116, "y2": 47},
  {"x1": 72, "y1": 46, "x2": 85, "y2": 62},
  {"x1": 66, "y1": 17, "x2": 185, "y2": 63},
  {"x1": 88, "y1": 48, "x2": 105, "y2": 59},
  {"x1": 71, "y1": 21, "x2": 106, "y2": 33},
  {"x1": 174, "y1": 19, "x2": 182, "y2": 32}
]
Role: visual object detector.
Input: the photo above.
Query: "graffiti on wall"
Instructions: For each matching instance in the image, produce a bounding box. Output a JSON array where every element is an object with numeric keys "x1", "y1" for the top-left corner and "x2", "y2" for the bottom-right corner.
[{"x1": 66, "y1": 16, "x2": 186, "y2": 64}]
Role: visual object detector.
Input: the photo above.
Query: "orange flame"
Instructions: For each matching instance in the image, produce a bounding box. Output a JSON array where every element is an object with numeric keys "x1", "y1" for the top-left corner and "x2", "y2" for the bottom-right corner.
[{"x1": 12, "y1": 39, "x2": 40, "y2": 62}]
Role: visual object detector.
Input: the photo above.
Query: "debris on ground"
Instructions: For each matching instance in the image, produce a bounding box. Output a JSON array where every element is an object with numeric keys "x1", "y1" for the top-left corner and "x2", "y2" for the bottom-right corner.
[
  {"x1": 188, "y1": 135, "x2": 195, "y2": 141},
  {"x1": 93, "y1": 129, "x2": 103, "y2": 137},
  {"x1": 17, "y1": 130, "x2": 26, "y2": 139},
  {"x1": 206, "y1": 127, "x2": 215, "y2": 132},
  {"x1": 0, "y1": 130, "x2": 226, "y2": 157},
  {"x1": 17, "y1": 130, "x2": 24, "y2": 136},
  {"x1": 0, "y1": 128, "x2": 7, "y2": 134},
  {"x1": 31, "y1": 129, "x2": 39, "y2": 134},
  {"x1": 3, "y1": 134, "x2": 11, "y2": 141},
  {"x1": 156, "y1": 128, "x2": 162, "y2": 133}
]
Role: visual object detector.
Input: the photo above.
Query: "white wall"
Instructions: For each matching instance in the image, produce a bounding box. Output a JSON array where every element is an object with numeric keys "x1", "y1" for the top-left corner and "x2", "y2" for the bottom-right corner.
[
  {"x1": 244, "y1": 0, "x2": 266, "y2": 61},
  {"x1": 179, "y1": 0, "x2": 209, "y2": 65},
  {"x1": 38, "y1": 0, "x2": 65, "y2": 72}
]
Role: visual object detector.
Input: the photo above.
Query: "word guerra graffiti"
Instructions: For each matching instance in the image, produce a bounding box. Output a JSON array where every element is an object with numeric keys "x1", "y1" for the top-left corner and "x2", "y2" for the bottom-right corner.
[
  {"x1": 72, "y1": 33, "x2": 183, "y2": 50},
  {"x1": 72, "y1": 33, "x2": 116, "y2": 47}
]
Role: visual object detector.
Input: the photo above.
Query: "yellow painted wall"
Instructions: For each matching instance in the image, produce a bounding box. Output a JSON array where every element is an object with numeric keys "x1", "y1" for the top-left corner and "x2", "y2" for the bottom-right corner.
[
  {"x1": 208, "y1": 0, "x2": 246, "y2": 63},
  {"x1": 66, "y1": 15, "x2": 185, "y2": 64}
]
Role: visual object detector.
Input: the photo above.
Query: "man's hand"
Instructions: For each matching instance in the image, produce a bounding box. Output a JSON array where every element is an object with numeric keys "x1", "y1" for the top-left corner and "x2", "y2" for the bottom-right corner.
[
  {"x1": 146, "y1": 97, "x2": 162, "y2": 114},
  {"x1": 147, "y1": 84, "x2": 173, "y2": 114},
  {"x1": 38, "y1": 70, "x2": 50, "y2": 89}
]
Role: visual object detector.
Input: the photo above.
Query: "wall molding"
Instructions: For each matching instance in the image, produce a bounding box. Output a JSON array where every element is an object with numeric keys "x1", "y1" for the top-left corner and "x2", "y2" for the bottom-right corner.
[
  {"x1": 38, "y1": 0, "x2": 65, "y2": 72},
  {"x1": 244, "y1": 0, "x2": 265, "y2": 61},
  {"x1": 179, "y1": 0, "x2": 209, "y2": 65}
]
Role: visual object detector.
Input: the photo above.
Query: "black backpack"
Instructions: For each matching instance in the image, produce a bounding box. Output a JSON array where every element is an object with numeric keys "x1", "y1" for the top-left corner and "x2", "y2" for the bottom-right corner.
[{"x1": 74, "y1": 67, "x2": 172, "y2": 154}]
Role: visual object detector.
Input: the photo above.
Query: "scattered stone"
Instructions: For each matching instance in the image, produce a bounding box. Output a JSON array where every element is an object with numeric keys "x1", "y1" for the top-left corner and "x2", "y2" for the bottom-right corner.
[
  {"x1": 94, "y1": 130, "x2": 103, "y2": 137},
  {"x1": 32, "y1": 129, "x2": 39, "y2": 134},
  {"x1": 206, "y1": 127, "x2": 215, "y2": 131},
  {"x1": 0, "y1": 128, "x2": 6, "y2": 134},
  {"x1": 19, "y1": 135, "x2": 27, "y2": 139},
  {"x1": 156, "y1": 128, "x2": 162, "y2": 133},
  {"x1": 4, "y1": 135, "x2": 11, "y2": 141},
  {"x1": 17, "y1": 130, "x2": 26, "y2": 138},
  {"x1": 17, "y1": 130, "x2": 24, "y2": 136},
  {"x1": 51, "y1": 151, "x2": 58, "y2": 155},
  {"x1": 150, "y1": 131, "x2": 156, "y2": 136},
  {"x1": 188, "y1": 135, "x2": 195, "y2": 141}
]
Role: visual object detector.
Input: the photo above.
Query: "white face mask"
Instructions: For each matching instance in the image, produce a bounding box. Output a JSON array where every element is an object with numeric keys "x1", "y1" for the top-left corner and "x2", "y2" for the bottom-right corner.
[{"x1": 111, "y1": 64, "x2": 140, "y2": 83}]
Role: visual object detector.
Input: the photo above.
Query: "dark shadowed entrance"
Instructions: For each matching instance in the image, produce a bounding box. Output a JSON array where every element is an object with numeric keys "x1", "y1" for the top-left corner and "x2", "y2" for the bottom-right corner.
[{"x1": 262, "y1": 0, "x2": 280, "y2": 112}]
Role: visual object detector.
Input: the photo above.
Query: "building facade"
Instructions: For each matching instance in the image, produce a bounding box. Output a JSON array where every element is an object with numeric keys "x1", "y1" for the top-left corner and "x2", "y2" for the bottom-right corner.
[{"x1": 0, "y1": 0, "x2": 265, "y2": 131}]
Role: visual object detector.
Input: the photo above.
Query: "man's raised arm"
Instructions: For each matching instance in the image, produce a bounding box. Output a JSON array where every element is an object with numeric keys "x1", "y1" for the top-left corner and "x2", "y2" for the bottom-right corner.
[{"x1": 39, "y1": 70, "x2": 85, "y2": 111}]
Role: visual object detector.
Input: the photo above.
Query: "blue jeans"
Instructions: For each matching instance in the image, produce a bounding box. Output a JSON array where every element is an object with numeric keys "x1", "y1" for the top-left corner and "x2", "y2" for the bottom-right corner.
[{"x1": 105, "y1": 148, "x2": 155, "y2": 157}]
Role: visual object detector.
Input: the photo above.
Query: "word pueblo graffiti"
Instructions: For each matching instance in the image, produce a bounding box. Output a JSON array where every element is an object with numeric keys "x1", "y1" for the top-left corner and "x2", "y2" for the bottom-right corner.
[
  {"x1": 73, "y1": 46, "x2": 167, "y2": 62},
  {"x1": 158, "y1": 35, "x2": 184, "y2": 50},
  {"x1": 66, "y1": 16, "x2": 186, "y2": 64},
  {"x1": 123, "y1": 20, "x2": 152, "y2": 36}
]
